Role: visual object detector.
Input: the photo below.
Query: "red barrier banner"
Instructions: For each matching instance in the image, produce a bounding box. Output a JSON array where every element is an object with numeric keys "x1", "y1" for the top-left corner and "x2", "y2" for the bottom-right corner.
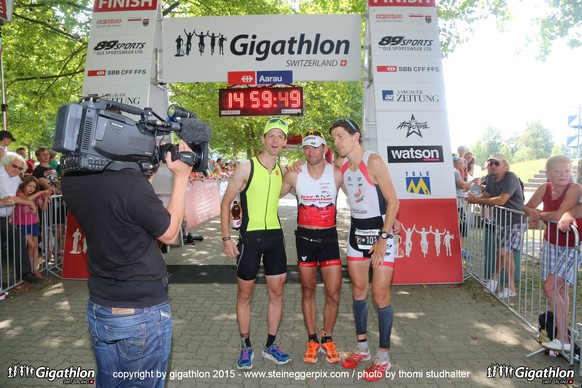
[
  {"x1": 393, "y1": 198, "x2": 463, "y2": 284},
  {"x1": 184, "y1": 180, "x2": 221, "y2": 229},
  {"x1": 62, "y1": 213, "x2": 89, "y2": 280}
]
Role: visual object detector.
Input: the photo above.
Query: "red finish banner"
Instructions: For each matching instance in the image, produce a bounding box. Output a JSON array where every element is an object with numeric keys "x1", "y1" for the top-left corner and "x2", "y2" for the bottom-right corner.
[
  {"x1": 94, "y1": 0, "x2": 158, "y2": 12},
  {"x1": 392, "y1": 198, "x2": 463, "y2": 284},
  {"x1": 62, "y1": 213, "x2": 89, "y2": 280},
  {"x1": 368, "y1": 0, "x2": 435, "y2": 7}
]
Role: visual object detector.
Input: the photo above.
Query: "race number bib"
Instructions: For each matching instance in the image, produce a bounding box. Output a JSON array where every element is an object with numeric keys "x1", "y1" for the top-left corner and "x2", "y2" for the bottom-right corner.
[{"x1": 354, "y1": 228, "x2": 381, "y2": 250}]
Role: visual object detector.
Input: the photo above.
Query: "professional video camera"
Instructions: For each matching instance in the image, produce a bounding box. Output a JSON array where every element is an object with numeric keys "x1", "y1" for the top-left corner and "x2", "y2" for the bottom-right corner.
[{"x1": 53, "y1": 97, "x2": 211, "y2": 174}]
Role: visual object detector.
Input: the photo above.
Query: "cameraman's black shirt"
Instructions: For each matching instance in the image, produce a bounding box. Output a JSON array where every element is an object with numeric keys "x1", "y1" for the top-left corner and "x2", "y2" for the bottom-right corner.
[{"x1": 62, "y1": 169, "x2": 171, "y2": 308}]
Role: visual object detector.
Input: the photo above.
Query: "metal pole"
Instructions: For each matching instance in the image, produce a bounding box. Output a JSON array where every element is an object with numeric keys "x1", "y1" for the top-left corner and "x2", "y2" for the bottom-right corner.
[{"x1": 0, "y1": 22, "x2": 6, "y2": 131}]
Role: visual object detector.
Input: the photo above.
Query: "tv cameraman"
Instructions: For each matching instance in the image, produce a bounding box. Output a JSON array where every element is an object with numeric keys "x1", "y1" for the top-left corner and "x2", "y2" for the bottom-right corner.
[{"x1": 61, "y1": 140, "x2": 192, "y2": 387}]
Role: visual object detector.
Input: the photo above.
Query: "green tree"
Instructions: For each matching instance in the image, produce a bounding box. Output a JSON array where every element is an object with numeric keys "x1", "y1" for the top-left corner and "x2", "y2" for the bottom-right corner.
[
  {"x1": 513, "y1": 121, "x2": 554, "y2": 162},
  {"x1": 0, "y1": 0, "x2": 577, "y2": 153}
]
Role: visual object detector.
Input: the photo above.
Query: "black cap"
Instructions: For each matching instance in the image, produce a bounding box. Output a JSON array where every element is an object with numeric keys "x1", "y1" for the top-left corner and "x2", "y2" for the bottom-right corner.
[{"x1": 0, "y1": 130, "x2": 16, "y2": 141}]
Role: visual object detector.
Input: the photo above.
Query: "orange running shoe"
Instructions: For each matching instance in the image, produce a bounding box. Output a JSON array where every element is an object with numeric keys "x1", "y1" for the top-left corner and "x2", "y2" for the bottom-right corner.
[
  {"x1": 303, "y1": 341, "x2": 320, "y2": 364},
  {"x1": 341, "y1": 348, "x2": 371, "y2": 369},
  {"x1": 363, "y1": 359, "x2": 391, "y2": 382},
  {"x1": 320, "y1": 341, "x2": 340, "y2": 363}
]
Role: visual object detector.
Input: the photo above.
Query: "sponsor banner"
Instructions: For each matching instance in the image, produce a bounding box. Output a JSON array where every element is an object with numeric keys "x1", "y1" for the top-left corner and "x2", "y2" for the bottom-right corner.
[
  {"x1": 371, "y1": 30, "x2": 441, "y2": 58},
  {"x1": 375, "y1": 111, "x2": 451, "y2": 143},
  {"x1": 369, "y1": 6, "x2": 437, "y2": 31},
  {"x1": 368, "y1": 0, "x2": 436, "y2": 7},
  {"x1": 386, "y1": 165, "x2": 455, "y2": 198},
  {"x1": 392, "y1": 198, "x2": 463, "y2": 285},
  {"x1": 94, "y1": 0, "x2": 158, "y2": 13},
  {"x1": 85, "y1": 65, "x2": 150, "y2": 82},
  {"x1": 374, "y1": 56, "x2": 443, "y2": 83},
  {"x1": 83, "y1": 5, "x2": 159, "y2": 108},
  {"x1": 161, "y1": 14, "x2": 361, "y2": 83},
  {"x1": 79, "y1": 85, "x2": 147, "y2": 114},
  {"x1": 375, "y1": 82, "x2": 446, "y2": 111},
  {"x1": 384, "y1": 144, "x2": 444, "y2": 164},
  {"x1": 62, "y1": 213, "x2": 89, "y2": 280}
]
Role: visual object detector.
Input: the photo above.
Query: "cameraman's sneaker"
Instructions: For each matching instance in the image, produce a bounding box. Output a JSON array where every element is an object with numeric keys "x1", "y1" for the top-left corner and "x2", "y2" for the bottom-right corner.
[
  {"x1": 303, "y1": 341, "x2": 319, "y2": 364},
  {"x1": 363, "y1": 358, "x2": 391, "y2": 382},
  {"x1": 341, "y1": 348, "x2": 371, "y2": 369},
  {"x1": 237, "y1": 346, "x2": 254, "y2": 369},
  {"x1": 320, "y1": 341, "x2": 340, "y2": 363},
  {"x1": 262, "y1": 343, "x2": 291, "y2": 365}
]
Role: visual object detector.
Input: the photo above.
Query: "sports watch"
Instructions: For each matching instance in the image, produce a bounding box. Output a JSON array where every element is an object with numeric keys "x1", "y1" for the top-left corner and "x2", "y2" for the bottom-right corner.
[{"x1": 380, "y1": 231, "x2": 391, "y2": 240}]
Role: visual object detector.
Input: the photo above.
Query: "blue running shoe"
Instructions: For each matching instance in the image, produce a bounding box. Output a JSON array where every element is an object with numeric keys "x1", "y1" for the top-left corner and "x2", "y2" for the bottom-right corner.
[
  {"x1": 262, "y1": 343, "x2": 292, "y2": 365},
  {"x1": 237, "y1": 346, "x2": 254, "y2": 369}
]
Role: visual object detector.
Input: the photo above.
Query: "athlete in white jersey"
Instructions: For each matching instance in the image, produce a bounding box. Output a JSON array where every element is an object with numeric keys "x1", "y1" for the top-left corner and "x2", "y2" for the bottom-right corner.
[
  {"x1": 281, "y1": 130, "x2": 344, "y2": 365},
  {"x1": 330, "y1": 118, "x2": 399, "y2": 382}
]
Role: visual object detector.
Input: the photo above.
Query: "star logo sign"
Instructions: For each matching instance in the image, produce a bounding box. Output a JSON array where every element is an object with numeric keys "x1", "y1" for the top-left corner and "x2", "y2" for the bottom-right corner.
[{"x1": 396, "y1": 114, "x2": 429, "y2": 138}]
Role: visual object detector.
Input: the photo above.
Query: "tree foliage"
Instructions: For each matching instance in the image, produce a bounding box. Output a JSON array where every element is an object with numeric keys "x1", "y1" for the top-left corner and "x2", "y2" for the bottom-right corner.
[
  {"x1": 513, "y1": 121, "x2": 553, "y2": 162},
  {"x1": 0, "y1": 0, "x2": 576, "y2": 157}
]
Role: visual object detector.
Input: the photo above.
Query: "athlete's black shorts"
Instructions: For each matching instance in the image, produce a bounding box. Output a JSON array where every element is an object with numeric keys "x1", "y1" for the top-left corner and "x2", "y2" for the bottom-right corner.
[
  {"x1": 295, "y1": 226, "x2": 341, "y2": 268},
  {"x1": 236, "y1": 229, "x2": 287, "y2": 281}
]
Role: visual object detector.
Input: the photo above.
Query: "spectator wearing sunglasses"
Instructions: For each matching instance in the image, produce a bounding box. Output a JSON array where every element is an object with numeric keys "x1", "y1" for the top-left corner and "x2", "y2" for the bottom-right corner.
[
  {"x1": 280, "y1": 129, "x2": 344, "y2": 365},
  {"x1": 329, "y1": 118, "x2": 399, "y2": 382},
  {"x1": 467, "y1": 153, "x2": 526, "y2": 299},
  {"x1": 220, "y1": 117, "x2": 291, "y2": 369}
]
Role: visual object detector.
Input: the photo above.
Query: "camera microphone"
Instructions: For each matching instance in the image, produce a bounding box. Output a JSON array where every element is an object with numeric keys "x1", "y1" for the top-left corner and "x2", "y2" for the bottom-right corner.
[
  {"x1": 168, "y1": 104, "x2": 197, "y2": 119},
  {"x1": 102, "y1": 100, "x2": 144, "y2": 116},
  {"x1": 178, "y1": 118, "x2": 212, "y2": 145}
]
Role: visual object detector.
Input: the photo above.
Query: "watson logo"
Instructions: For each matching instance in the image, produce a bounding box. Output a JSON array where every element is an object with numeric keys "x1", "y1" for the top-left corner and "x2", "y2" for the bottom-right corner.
[{"x1": 387, "y1": 145, "x2": 443, "y2": 163}]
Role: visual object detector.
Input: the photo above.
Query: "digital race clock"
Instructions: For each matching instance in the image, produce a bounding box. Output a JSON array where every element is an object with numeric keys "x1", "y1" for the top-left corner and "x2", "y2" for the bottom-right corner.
[{"x1": 219, "y1": 86, "x2": 304, "y2": 117}]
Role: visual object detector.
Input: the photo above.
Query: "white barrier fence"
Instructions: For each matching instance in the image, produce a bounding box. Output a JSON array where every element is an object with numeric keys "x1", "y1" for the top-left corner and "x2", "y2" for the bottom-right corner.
[
  {"x1": 0, "y1": 195, "x2": 65, "y2": 292},
  {"x1": 460, "y1": 199, "x2": 581, "y2": 373}
]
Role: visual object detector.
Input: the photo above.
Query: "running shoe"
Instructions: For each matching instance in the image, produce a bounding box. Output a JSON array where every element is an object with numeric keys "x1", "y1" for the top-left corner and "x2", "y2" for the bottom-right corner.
[
  {"x1": 341, "y1": 348, "x2": 371, "y2": 369},
  {"x1": 262, "y1": 343, "x2": 292, "y2": 365},
  {"x1": 303, "y1": 341, "x2": 320, "y2": 364},
  {"x1": 237, "y1": 346, "x2": 254, "y2": 369},
  {"x1": 320, "y1": 340, "x2": 340, "y2": 363},
  {"x1": 362, "y1": 358, "x2": 391, "y2": 382}
]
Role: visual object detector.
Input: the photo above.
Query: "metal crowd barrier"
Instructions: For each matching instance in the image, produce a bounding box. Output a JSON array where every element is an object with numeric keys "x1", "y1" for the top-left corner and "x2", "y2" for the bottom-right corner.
[
  {"x1": 459, "y1": 198, "x2": 581, "y2": 371},
  {"x1": 0, "y1": 194, "x2": 66, "y2": 293}
]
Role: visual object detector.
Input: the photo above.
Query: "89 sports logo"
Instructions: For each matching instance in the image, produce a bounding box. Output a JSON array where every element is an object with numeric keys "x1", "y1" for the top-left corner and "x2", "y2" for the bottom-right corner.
[
  {"x1": 378, "y1": 36, "x2": 434, "y2": 53},
  {"x1": 93, "y1": 40, "x2": 146, "y2": 53}
]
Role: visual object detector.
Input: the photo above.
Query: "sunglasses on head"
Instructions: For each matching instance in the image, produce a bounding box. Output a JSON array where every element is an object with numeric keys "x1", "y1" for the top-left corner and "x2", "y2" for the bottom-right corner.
[
  {"x1": 267, "y1": 117, "x2": 288, "y2": 128},
  {"x1": 302, "y1": 129, "x2": 324, "y2": 138},
  {"x1": 332, "y1": 118, "x2": 359, "y2": 133},
  {"x1": 487, "y1": 160, "x2": 500, "y2": 167}
]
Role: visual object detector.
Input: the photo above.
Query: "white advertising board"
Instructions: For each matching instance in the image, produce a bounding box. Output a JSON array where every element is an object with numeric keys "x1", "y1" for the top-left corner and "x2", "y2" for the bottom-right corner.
[
  {"x1": 373, "y1": 56, "x2": 443, "y2": 83},
  {"x1": 375, "y1": 111, "x2": 451, "y2": 144},
  {"x1": 369, "y1": 6, "x2": 438, "y2": 31},
  {"x1": 374, "y1": 82, "x2": 447, "y2": 112},
  {"x1": 161, "y1": 14, "x2": 362, "y2": 83},
  {"x1": 82, "y1": 0, "x2": 160, "y2": 109}
]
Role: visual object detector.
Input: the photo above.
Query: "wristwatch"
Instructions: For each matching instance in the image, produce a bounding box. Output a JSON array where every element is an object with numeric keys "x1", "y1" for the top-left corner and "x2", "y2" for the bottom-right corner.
[{"x1": 380, "y1": 231, "x2": 391, "y2": 240}]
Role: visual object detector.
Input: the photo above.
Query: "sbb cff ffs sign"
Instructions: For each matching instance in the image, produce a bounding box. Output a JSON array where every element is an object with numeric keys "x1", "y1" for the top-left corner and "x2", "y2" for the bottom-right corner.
[{"x1": 219, "y1": 86, "x2": 304, "y2": 117}]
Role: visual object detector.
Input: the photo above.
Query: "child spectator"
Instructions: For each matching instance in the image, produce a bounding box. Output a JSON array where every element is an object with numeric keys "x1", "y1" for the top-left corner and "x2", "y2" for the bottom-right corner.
[{"x1": 13, "y1": 176, "x2": 51, "y2": 278}]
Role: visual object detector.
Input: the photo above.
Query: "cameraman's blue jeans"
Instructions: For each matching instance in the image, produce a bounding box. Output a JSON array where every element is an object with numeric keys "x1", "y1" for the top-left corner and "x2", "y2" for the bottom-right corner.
[{"x1": 87, "y1": 300, "x2": 172, "y2": 388}]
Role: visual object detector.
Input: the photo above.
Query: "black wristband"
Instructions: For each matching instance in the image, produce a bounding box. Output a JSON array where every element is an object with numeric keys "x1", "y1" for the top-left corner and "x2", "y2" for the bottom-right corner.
[{"x1": 222, "y1": 236, "x2": 232, "y2": 242}]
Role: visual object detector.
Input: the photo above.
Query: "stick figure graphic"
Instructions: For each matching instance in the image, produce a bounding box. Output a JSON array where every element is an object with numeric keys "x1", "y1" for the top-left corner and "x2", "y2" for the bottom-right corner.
[
  {"x1": 415, "y1": 226, "x2": 433, "y2": 258},
  {"x1": 175, "y1": 35, "x2": 184, "y2": 56},
  {"x1": 443, "y1": 230, "x2": 454, "y2": 256},
  {"x1": 218, "y1": 34, "x2": 227, "y2": 55},
  {"x1": 183, "y1": 29, "x2": 194, "y2": 56},
  {"x1": 194, "y1": 29, "x2": 208, "y2": 55}
]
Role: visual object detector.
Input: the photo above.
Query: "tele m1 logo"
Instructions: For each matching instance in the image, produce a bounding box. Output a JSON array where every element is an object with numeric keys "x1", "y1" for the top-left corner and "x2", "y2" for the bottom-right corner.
[{"x1": 387, "y1": 145, "x2": 443, "y2": 163}]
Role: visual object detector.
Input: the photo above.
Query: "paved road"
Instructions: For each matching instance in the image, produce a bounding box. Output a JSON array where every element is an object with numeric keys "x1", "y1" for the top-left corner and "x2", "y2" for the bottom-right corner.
[{"x1": 0, "y1": 193, "x2": 580, "y2": 387}]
